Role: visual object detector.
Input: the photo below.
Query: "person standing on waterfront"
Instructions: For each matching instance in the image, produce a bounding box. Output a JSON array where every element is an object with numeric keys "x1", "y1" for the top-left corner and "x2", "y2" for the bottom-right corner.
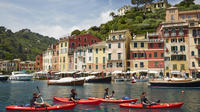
[{"x1": 30, "y1": 92, "x2": 51, "y2": 107}]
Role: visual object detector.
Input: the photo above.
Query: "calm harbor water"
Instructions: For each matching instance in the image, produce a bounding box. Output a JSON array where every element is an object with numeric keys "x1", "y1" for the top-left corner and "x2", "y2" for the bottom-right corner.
[{"x1": 0, "y1": 80, "x2": 200, "y2": 112}]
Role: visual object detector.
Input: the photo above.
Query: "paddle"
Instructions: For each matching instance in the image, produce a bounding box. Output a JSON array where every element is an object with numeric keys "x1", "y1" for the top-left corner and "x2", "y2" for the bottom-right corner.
[{"x1": 36, "y1": 86, "x2": 44, "y2": 103}]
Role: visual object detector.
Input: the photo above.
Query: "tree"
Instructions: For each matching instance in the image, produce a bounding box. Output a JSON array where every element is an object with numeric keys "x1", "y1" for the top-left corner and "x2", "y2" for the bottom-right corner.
[
  {"x1": 131, "y1": 0, "x2": 143, "y2": 9},
  {"x1": 179, "y1": 0, "x2": 195, "y2": 7},
  {"x1": 71, "y1": 29, "x2": 81, "y2": 36},
  {"x1": 109, "y1": 12, "x2": 115, "y2": 18}
]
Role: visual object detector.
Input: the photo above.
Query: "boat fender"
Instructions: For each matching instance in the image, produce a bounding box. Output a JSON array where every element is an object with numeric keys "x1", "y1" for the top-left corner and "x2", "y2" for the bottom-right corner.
[{"x1": 122, "y1": 96, "x2": 131, "y2": 100}]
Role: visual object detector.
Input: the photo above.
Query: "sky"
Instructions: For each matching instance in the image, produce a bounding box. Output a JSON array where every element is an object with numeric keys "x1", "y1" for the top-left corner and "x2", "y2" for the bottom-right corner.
[{"x1": 0, "y1": 0, "x2": 199, "y2": 39}]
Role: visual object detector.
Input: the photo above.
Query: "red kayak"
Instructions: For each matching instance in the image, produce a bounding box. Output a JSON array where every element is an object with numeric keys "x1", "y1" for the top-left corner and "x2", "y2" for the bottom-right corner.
[
  {"x1": 53, "y1": 96, "x2": 101, "y2": 105},
  {"x1": 6, "y1": 103, "x2": 75, "y2": 111},
  {"x1": 120, "y1": 102, "x2": 184, "y2": 109},
  {"x1": 88, "y1": 97, "x2": 137, "y2": 103}
]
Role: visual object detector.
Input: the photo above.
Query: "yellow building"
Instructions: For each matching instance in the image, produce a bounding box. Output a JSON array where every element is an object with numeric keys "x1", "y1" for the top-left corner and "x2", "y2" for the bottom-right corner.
[
  {"x1": 58, "y1": 37, "x2": 69, "y2": 71},
  {"x1": 92, "y1": 41, "x2": 107, "y2": 73},
  {"x1": 128, "y1": 34, "x2": 149, "y2": 76}
]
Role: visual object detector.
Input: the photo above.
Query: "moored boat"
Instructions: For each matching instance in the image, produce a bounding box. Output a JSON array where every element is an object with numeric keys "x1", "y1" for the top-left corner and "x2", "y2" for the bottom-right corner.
[
  {"x1": 0, "y1": 73, "x2": 9, "y2": 81},
  {"x1": 86, "y1": 76, "x2": 112, "y2": 83},
  {"x1": 48, "y1": 77, "x2": 85, "y2": 86},
  {"x1": 6, "y1": 103, "x2": 76, "y2": 111},
  {"x1": 149, "y1": 79, "x2": 200, "y2": 87},
  {"x1": 120, "y1": 102, "x2": 184, "y2": 109},
  {"x1": 9, "y1": 71, "x2": 33, "y2": 81}
]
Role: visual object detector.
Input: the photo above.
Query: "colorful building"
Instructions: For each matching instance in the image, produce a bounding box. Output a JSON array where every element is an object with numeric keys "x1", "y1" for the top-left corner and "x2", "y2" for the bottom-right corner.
[
  {"x1": 35, "y1": 54, "x2": 43, "y2": 71},
  {"x1": 106, "y1": 30, "x2": 132, "y2": 73},
  {"x1": 58, "y1": 34, "x2": 101, "y2": 72},
  {"x1": 73, "y1": 47, "x2": 87, "y2": 72},
  {"x1": 52, "y1": 44, "x2": 59, "y2": 71},
  {"x1": 43, "y1": 47, "x2": 53, "y2": 71},
  {"x1": 19, "y1": 61, "x2": 35, "y2": 71},
  {"x1": 159, "y1": 7, "x2": 200, "y2": 77}
]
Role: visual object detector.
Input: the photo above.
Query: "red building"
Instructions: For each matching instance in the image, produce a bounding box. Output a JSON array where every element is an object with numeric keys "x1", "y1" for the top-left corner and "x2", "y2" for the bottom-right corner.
[
  {"x1": 19, "y1": 61, "x2": 35, "y2": 71},
  {"x1": 52, "y1": 44, "x2": 59, "y2": 71},
  {"x1": 35, "y1": 54, "x2": 43, "y2": 71},
  {"x1": 147, "y1": 33, "x2": 165, "y2": 72}
]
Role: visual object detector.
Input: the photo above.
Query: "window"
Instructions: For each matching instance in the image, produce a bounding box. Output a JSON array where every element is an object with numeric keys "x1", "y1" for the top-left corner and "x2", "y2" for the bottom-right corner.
[
  {"x1": 171, "y1": 46, "x2": 178, "y2": 52},
  {"x1": 171, "y1": 15, "x2": 174, "y2": 21},
  {"x1": 161, "y1": 53, "x2": 164, "y2": 57},
  {"x1": 180, "y1": 46, "x2": 185, "y2": 51},
  {"x1": 191, "y1": 51, "x2": 195, "y2": 56},
  {"x1": 150, "y1": 43, "x2": 153, "y2": 48},
  {"x1": 75, "y1": 58, "x2": 77, "y2": 63},
  {"x1": 199, "y1": 60, "x2": 200, "y2": 67},
  {"x1": 78, "y1": 44, "x2": 81, "y2": 47},
  {"x1": 75, "y1": 65, "x2": 77, "y2": 69},
  {"x1": 154, "y1": 62, "x2": 158, "y2": 67},
  {"x1": 188, "y1": 15, "x2": 191, "y2": 19},
  {"x1": 197, "y1": 14, "x2": 200, "y2": 18},
  {"x1": 181, "y1": 64, "x2": 185, "y2": 70},
  {"x1": 182, "y1": 16, "x2": 185, "y2": 19},
  {"x1": 96, "y1": 48, "x2": 98, "y2": 53},
  {"x1": 89, "y1": 57, "x2": 91, "y2": 61},
  {"x1": 78, "y1": 38, "x2": 80, "y2": 41},
  {"x1": 83, "y1": 57, "x2": 85, "y2": 63},
  {"x1": 88, "y1": 49, "x2": 92, "y2": 53},
  {"x1": 103, "y1": 65, "x2": 106, "y2": 69},
  {"x1": 158, "y1": 43, "x2": 162, "y2": 48},
  {"x1": 166, "y1": 39, "x2": 168, "y2": 43},
  {"x1": 84, "y1": 38, "x2": 87, "y2": 42},
  {"x1": 108, "y1": 44, "x2": 111, "y2": 48},
  {"x1": 108, "y1": 53, "x2": 112, "y2": 60},
  {"x1": 179, "y1": 27, "x2": 184, "y2": 36},
  {"x1": 193, "y1": 29, "x2": 197, "y2": 37},
  {"x1": 96, "y1": 57, "x2": 98, "y2": 64},
  {"x1": 141, "y1": 42, "x2": 144, "y2": 48},
  {"x1": 134, "y1": 43, "x2": 137, "y2": 48},
  {"x1": 103, "y1": 57, "x2": 106, "y2": 64},
  {"x1": 118, "y1": 43, "x2": 121, "y2": 48},
  {"x1": 63, "y1": 57, "x2": 65, "y2": 62},
  {"x1": 112, "y1": 36, "x2": 115, "y2": 40},
  {"x1": 83, "y1": 51, "x2": 85, "y2": 56},
  {"x1": 103, "y1": 48, "x2": 106, "y2": 53},
  {"x1": 96, "y1": 65, "x2": 98, "y2": 69},
  {"x1": 72, "y1": 43, "x2": 75, "y2": 47},
  {"x1": 171, "y1": 28, "x2": 176, "y2": 36},
  {"x1": 119, "y1": 35, "x2": 122, "y2": 39},
  {"x1": 149, "y1": 53, "x2": 152, "y2": 58},
  {"x1": 173, "y1": 64, "x2": 177, "y2": 70},
  {"x1": 89, "y1": 65, "x2": 91, "y2": 69},
  {"x1": 198, "y1": 29, "x2": 200, "y2": 35},
  {"x1": 61, "y1": 43, "x2": 63, "y2": 47},
  {"x1": 154, "y1": 52, "x2": 157, "y2": 57},
  {"x1": 192, "y1": 62, "x2": 195, "y2": 67},
  {"x1": 140, "y1": 62, "x2": 144, "y2": 67},
  {"x1": 118, "y1": 53, "x2": 121, "y2": 60},
  {"x1": 135, "y1": 64, "x2": 137, "y2": 67}
]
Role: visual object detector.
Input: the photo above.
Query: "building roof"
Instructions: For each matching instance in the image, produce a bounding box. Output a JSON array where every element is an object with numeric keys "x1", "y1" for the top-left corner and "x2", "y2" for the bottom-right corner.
[{"x1": 179, "y1": 10, "x2": 200, "y2": 14}]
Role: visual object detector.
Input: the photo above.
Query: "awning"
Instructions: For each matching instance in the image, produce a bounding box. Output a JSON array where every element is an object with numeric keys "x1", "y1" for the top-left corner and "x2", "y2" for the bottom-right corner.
[
  {"x1": 83, "y1": 71, "x2": 91, "y2": 74},
  {"x1": 137, "y1": 70, "x2": 148, "y2": 72},
  {"x1": 148, "y1": 71, "x2": 158, "y2": 74},
  {"x1": 127, "y1": 71, "x2": 136, "y2": 74},
  {"x1": 90, "y1": 72, "x2": 100, "y2": 74},
  {"x1": 59, "y1": 71, "x2": 77, "y2": 74},
  {"x1": 198, "y1": 70, "x2": 200, "y2": 72},
  {"x1": 76, "y1": 72, "x2": 82, "y2": 74},
  {"x1": 35, "y1": 71, "x2": 48, "y2": 74},
  {"x1": 171, "y1": 71, "x2": 181, "y2": 74},
  {"x1": 112, "y1": 70, "x2": 122, "y2": 74}
]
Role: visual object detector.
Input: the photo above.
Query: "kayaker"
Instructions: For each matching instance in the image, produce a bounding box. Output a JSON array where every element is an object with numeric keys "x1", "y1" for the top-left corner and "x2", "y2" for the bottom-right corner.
[
  {"x1": 140, "y1": 92, "x2": 160, "y2": 107},
  {"x1": 69, "y1": 89, "x2": 78, "y2": 101},
  {"x1": 30, "y1": 92, "x2": 51, "y2": 107},
  {"x1": 104, "y1": 88, "x2": 115, "y2": 99}
]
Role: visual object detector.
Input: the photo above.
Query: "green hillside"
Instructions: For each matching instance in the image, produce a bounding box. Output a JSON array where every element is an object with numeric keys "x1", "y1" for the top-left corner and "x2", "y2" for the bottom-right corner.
[
  {"x1": 75, "y1": 0, "x2": 200, "y2": 40},
  {"x1": 0, "y1": 26, "x2": 58, "y2": 61}
]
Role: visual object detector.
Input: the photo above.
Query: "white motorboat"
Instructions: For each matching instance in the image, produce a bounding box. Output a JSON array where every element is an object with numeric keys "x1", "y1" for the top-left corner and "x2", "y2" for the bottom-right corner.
[{"x1": 9, "y1": 71, "x2": 33, "y2": 81}]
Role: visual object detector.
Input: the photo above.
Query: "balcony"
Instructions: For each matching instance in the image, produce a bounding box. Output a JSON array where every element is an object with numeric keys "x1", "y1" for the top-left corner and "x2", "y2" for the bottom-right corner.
[{"x1": 149, "y1": 39, "x2": 164, "y2": 42}]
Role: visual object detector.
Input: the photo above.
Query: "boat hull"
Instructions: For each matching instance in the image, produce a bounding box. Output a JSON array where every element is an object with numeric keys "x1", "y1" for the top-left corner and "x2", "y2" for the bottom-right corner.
[
  {"x1": 6, "y1": 104, "x2": 75, "y2": 111},
  {"x1": 86, "y1": 76, "x2": 111, "y2": 83},
  {"x1": 149, "y1": 80, "x2": 200, "y2": 87},
  {"x1": 48, "y1": 79, "x2": 84, "y2": 86},
  {"x1": 53, "y1": 97, "x2": 101, "y2": 105},
  {"x1": 88, "y1": 97, "x2": 137, "y2": 103},
  {"x1": 120, "y1": 102, "x2": 184, "y2": 109},
  {"x1": 0, "y1": 76, "x2": 9, "y2": 81},
  {"x1": 9, "y1": 76, "x2": 33, "y2": 81}
]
